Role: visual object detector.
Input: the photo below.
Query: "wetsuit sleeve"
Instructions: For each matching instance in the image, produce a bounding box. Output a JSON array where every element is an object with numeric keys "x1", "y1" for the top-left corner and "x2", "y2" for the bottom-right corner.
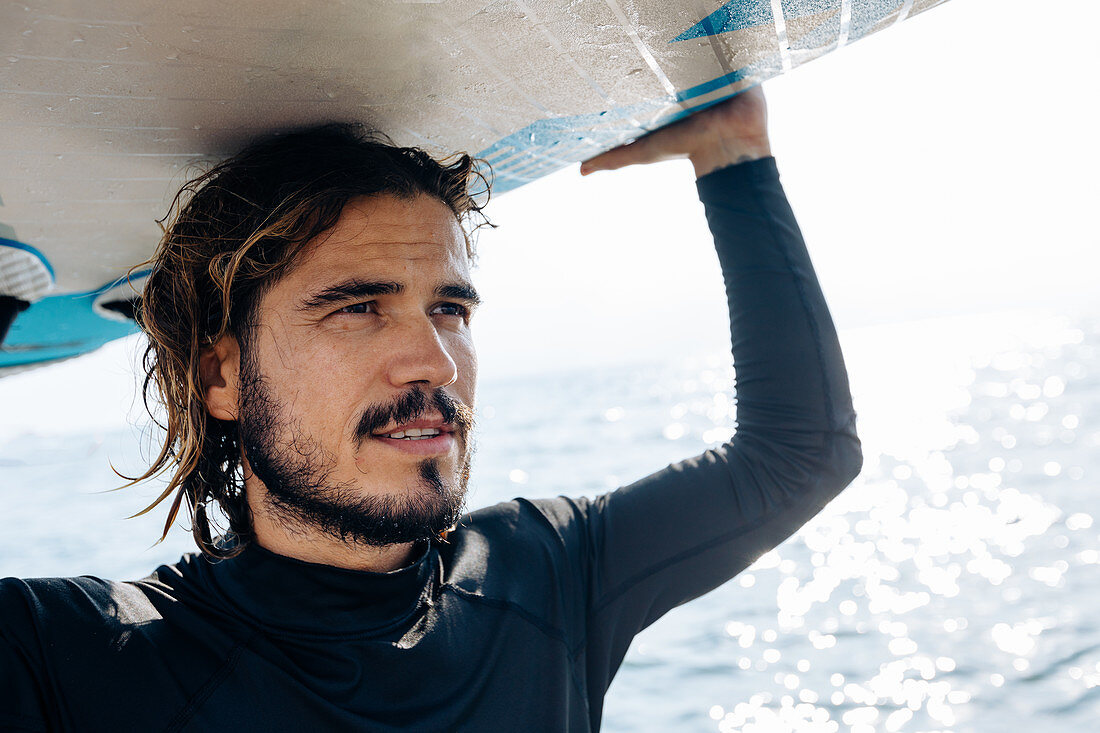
[{"x1": 530, "y1": 157, "x2": 862, "y2": 704}]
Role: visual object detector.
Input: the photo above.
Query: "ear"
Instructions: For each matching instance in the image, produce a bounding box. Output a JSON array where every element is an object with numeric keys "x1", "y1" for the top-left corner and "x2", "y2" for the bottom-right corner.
[{"x1": 199, "y1": 334, "x2": 242, "y2": 421}]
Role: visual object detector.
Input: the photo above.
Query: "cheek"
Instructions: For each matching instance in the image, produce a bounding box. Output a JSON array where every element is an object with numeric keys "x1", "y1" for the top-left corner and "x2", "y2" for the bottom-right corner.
[
  {"x1": 258, "y1": 336, "x2": 336, "y2": 389},
  {"x1": 255, "y1": 336, "x2": 371, "y2": 423}
]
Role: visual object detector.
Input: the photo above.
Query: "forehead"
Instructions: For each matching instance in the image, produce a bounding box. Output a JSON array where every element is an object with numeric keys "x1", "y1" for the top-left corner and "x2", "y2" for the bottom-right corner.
[{"x1": 292, "y1": 194, "x2": 470, "y2": 281}]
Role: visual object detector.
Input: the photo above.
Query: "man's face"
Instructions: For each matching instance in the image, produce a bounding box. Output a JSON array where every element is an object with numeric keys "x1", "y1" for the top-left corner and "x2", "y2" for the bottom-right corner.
[{"x1": 235, "y1": 194, "x2": 479, "y2": 548}]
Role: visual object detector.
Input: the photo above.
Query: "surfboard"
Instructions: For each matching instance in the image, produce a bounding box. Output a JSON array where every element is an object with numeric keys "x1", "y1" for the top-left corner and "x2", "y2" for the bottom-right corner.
[{"x1": 0, "y1": 0, "x2": 951, "y2": 375}]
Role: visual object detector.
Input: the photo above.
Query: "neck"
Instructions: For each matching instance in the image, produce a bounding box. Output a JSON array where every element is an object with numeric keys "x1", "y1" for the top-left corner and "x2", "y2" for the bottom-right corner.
[{"x1": 246, "y1": 484, "x2": 418, "y2": 573}]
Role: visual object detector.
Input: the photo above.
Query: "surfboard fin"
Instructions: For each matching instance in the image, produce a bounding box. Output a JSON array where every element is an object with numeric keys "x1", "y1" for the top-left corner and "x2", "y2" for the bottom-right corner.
[
  {"x1": 0, "y1": 238, "x2": 54, "y2": 348},
  {"x1": 0, "y1": 295, "x2": 29, "y2": 346}
]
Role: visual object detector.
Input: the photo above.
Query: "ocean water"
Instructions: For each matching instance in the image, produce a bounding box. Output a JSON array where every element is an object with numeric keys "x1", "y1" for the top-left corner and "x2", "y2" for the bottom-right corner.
[{"x1": 1, "y1": 308, "x2": 1097, "y2": 731}]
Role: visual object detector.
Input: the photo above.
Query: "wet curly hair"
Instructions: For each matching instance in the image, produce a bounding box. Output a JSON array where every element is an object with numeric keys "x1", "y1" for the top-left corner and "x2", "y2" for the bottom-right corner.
[{"x1": 125, "y1": 124, "x2": 491, "y2": 559}]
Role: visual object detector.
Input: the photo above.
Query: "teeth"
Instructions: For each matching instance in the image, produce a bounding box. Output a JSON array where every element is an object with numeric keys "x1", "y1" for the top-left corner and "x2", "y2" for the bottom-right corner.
[{"x1": 382, "y1": 427, "x2": 442, "y2": 440}]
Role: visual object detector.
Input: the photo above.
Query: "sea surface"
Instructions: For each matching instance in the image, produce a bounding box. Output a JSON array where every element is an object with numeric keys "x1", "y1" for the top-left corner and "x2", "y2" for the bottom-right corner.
[{"x1": 1, "y1": 308, "x2": 1098, "y2": 732}]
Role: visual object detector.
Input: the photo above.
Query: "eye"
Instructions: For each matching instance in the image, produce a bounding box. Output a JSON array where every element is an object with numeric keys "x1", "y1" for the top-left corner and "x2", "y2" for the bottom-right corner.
[
  {"x1": 433, "y1": 303, "x2": 470, "y2": 319},
  {"x1": 337, "y1": 302, "x2": 374, "y2": 315}
]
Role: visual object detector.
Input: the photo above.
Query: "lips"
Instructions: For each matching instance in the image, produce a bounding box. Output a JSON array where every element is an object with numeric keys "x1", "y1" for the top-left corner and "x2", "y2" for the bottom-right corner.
[
  {"x1": 372, "y1": 429, "x2": 456, "y2": 455},
  {"x1": 369, "y1": 415, "x2": 458, "y2": 456},
  {"x1": 353, "y1": 389, "x2": 473, "y2": 457},
  {"x1": 371, "y1": 415, "x2": 455, "y2": 439}
]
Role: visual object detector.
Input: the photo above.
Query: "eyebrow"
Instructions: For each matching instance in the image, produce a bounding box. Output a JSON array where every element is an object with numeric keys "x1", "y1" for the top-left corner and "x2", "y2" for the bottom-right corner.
[
  {"x1": 436, "y1": 282, "x2": 482, "y2": 307},
  {"x1": 297, "y1": 279, "x2": 402, "y2": 312},
  {"x1": 297, "y1": 278, "x2": 481, "y2": 312}
]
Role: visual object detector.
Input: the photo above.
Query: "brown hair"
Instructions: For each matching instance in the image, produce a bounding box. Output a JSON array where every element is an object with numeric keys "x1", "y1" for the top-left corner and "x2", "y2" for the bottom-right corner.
[{"x1": 127, "y1": 124, "x2": 491, "y2": 558}]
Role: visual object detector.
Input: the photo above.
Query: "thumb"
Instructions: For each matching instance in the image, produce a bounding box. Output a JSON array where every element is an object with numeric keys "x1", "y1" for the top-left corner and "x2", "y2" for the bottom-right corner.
[{"x1": 580, "y1": 135, "x2": 662, "y2": 176}]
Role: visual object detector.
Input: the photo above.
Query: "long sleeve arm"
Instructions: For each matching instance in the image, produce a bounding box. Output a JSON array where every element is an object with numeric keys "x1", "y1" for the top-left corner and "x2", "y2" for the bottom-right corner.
[{"x1": 529, "y1": 158, "x2": 862, "y2": 722}]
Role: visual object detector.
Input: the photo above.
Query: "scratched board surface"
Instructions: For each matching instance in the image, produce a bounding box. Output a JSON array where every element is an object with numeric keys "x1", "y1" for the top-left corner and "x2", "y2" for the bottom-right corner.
[{"x1": 0, "y1": 0, "x2": 950, "y2": 373}]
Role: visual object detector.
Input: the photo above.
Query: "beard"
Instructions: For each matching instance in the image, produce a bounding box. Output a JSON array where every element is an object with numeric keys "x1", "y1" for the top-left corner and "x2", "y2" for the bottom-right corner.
[{"x1": 237, "y1": 349, "x2": 474, "y2": 549}]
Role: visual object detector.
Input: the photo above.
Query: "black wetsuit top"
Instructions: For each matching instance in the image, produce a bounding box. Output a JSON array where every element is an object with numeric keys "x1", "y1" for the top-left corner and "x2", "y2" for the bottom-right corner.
[{"x1": 0, "y1": 158, "x2": 862, "y2": 732}]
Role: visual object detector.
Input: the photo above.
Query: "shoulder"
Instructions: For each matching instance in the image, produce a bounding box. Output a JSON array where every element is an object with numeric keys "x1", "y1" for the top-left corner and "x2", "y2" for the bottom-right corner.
[
  {"x1": 0, "y1": 565, "x2": 229, "y2": 728},
  {"x1": 0, "y1": 565, "x2": 197, "y2": 658},
  {"x1": 2, "y1": 574, "x2": 118, "y2": 616},
  {"x1": 441, "y1": 497, "x2": 594, "y2": 604},
  {"x1": 454, "y1": 495, "x2": 594, "y2": 552},
  {"x1": 0, "y1": 574, "x2": 167, "y2": 720},
  {"x1": 0, "y1": 574, "x2": 168, "y2": 642},
  {"x1": 0, "y1": 567, "x2": 207, "y2": 682}
]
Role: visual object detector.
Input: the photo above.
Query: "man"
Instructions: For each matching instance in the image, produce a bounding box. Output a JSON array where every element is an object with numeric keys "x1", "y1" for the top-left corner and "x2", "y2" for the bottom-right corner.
[{"x1": 0, "y1": 87, "x2": 861, "y2": 731}]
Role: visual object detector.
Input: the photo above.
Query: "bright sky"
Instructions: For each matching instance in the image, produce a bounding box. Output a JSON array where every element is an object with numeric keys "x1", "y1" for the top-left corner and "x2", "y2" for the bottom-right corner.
[{"x1": 1, "y1": 0, "x2": 1097, "y2": 431}]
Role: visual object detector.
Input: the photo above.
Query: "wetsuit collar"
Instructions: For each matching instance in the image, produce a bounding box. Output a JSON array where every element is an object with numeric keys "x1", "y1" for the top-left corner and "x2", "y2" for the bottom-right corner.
[{"x1": 203, "y1": 540, "x2": 437, "y2": 636}]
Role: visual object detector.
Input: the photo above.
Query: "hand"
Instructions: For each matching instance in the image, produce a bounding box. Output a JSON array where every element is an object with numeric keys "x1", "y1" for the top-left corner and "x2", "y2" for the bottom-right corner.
[{"x1": 579, "y1": 85, "x2": 770, "y2": 179}]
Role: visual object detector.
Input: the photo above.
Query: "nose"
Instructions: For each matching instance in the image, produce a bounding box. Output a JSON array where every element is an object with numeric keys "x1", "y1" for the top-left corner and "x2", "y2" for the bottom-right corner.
[{"x1": 386, "y1": 316, "x2": 459, "y2": 390}]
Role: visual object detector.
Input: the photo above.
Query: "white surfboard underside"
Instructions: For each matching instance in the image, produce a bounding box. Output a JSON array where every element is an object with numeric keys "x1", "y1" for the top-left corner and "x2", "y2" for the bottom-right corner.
[{"x1": 0, "y1": 0, "x2": 950, "y2": 372}]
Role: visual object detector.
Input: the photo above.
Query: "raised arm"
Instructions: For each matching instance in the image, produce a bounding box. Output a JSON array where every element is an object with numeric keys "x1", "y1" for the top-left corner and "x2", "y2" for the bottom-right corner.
[{"x1": 529, "y1": 87, "x2": 863, "y2": 717}]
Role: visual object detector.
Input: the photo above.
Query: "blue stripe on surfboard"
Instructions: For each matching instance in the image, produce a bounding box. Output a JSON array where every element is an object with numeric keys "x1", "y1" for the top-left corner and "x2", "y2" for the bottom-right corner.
[
  {"x1": 98, "y1": 269, "x2": 151, "y2": 296},
  {"x1": 476, "y1": 98, "x2": 670, "y2": 193},
  {"x1": 675, "y1": 68, "x2": 750, "y2": 103},
  {"x1": 0, "y1": 237, "x2": 55, "y2": 281},
  {"x1": 671, "y1": 1, "x2": 774, "y2": 42}
]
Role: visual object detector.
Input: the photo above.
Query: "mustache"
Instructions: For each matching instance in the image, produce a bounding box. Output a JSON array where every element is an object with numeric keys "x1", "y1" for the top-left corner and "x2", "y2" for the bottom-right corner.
[{"x1": 354, "y1": 387, "x2": 474, "y2": 443}]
